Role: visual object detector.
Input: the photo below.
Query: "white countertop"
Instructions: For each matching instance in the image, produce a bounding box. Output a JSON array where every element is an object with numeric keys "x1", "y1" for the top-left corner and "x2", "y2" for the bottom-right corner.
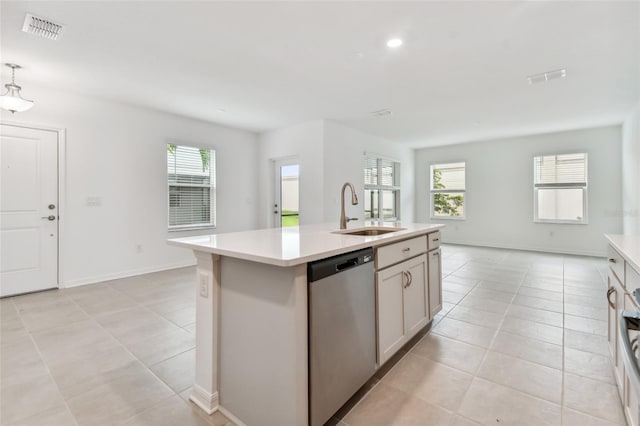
[
  {"x1": 605, "y1": 234, "x2": 640, "y2": 273},
  {"x1": 168, "y1": 222, "x2": 445, "y2": 267}
]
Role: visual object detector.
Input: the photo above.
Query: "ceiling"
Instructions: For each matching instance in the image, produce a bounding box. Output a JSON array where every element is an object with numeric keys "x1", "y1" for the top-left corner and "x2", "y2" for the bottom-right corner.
[{"x1": 1, "y1": 1, "x2": 639, "y2": 147}]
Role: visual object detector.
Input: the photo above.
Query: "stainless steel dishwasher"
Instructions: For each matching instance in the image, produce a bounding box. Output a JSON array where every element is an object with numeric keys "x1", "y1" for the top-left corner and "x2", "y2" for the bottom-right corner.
[{"x1": 308, "y1": 247, "x2": 376, "y2": 426}]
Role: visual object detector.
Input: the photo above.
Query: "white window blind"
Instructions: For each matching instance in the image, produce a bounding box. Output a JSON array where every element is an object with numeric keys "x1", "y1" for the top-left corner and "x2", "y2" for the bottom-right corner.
[
  {"x1": 364, "y1": 156, "x2": 400, "y2": 220},
  {"x1": 167, "y1": 144, "x2": 216, "y2": 230},
  {"x1": 534, "y1": 153, "x2": 587, "y2": 187},
  {"x1": 430, "y1": 162, "x2": 466, "y2": 219},
  {"x1": 533, "y1": 153, "x2": 587, "y2": 224}
]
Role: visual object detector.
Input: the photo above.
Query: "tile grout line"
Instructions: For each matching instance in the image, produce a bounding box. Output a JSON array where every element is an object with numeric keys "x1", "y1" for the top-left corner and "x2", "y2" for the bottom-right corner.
[
  {"x1": 63, "y1": 286, "x2": 191, "y2": 426},
  {"x1": 9, "y1": 296, "x2": 81, "y2": 426}
]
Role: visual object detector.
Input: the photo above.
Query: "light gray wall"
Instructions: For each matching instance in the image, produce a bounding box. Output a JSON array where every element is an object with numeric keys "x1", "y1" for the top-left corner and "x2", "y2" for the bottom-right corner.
[
  {"x1": 257, "y1": 119, "x2": 416, "y2": 229},
  {"x1": 323, "y1": 120, "x2": 415, "y2": 224},
  {"x1": 415, "y1": 126, "x2": 623, "y2": 256},
  {"x1": 257, "y1": 120, "x2": 325, "y2": 228},
  {"x1": 1, "y1": 84, "x2": 260, "y2": 286},
  {"x1": 623, "y1": 103, "x2": 640, "y2": 235}
]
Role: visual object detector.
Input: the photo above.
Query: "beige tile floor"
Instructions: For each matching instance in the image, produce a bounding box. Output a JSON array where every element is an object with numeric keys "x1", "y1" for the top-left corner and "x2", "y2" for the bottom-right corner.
[{"x1": 0, "y1": 244, "x2": 627, "y2": 426}]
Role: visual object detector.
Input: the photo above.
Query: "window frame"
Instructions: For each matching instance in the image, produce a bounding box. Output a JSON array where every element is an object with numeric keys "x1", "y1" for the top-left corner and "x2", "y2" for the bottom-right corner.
[
  {"x1": 364, "y1": 154, "x2": 401, "y2": 221},
  {"x1": 429, "y1": 161, "x2": 466, "y2": 220},
  {"x1": 167, "y1": 142, "x2": 217, "y2": 232},
  {"x1": 533, "y1": 153, "x2": 588, "y2": 225}
]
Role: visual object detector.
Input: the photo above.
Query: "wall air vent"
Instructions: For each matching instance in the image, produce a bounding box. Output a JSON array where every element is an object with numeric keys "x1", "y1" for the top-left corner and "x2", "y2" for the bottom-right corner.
[
  {"x1": 527, "y1": 69, "x2": 567, "y2": 84},
  {"x1": 22, "y1": 13, "x2": 64, "y2": 40}
]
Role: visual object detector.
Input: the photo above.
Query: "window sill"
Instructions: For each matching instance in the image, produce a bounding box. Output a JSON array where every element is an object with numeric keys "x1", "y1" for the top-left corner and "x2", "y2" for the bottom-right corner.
[
  {"x1": 430, "y1": 216, "x2": 465, "y2": 221},
  {"x1": 168, "y1": 226, "x2": 216, "y2": 232},
  {"x1": 534, "y1": 220, "x2": 588, "y2": 225}
]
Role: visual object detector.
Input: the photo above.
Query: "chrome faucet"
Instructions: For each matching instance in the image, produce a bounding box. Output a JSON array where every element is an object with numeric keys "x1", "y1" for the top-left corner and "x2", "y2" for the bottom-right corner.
[{"x1": 340, "y1": 182, "x2": 359, "y2": 229}]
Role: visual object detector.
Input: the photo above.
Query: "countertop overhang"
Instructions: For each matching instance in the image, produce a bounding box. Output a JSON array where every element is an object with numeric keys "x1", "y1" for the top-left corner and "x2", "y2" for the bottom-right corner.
[
  {"x1": 605, "y1": 234, "x2": 640, "y2": 274},
  {"x1": 168, "y1": 222, "x2": 445, "y2": 267}
]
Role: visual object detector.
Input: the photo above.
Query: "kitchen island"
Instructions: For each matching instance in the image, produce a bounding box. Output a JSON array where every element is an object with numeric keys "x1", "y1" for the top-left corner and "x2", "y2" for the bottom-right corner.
[{"x1": 168, "y1": 221, "x2": 444, "y2": 426}]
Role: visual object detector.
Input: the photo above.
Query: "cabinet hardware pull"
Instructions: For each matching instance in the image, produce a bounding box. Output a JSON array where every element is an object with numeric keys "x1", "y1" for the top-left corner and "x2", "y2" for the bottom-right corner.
[
  {"x1": 432, "y1": 252, "x2": 440, "y2": 257},
  {"x1": 402, "y1": 271, "x2": 411, "y2": 288},
  {"x1": 609, "y1": 258, "x2": 616, "y2": 263},
  {"x1": 402, "y1": 248, "x2": 411, "y2": 252},
  {"x1": 407, "y1": 271, "x2": 413, "y2": 286},
  {"x1": 432, "y1": 238, "x2": 439, "y2": 242},
  {"x1": 607, "y1": 286, "x2": 616, "y2": 309}
]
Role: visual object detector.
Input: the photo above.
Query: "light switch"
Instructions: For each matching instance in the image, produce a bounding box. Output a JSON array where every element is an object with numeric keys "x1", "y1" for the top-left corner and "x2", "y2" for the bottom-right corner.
[{"x1": 86, "y1": 196, "x2": 102, "y2": 206}]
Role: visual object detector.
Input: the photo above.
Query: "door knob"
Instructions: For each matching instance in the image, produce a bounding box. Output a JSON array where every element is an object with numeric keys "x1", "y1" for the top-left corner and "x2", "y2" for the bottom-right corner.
[{"x1": 41, "y1": 215, "x2": 56, "y2": 221}]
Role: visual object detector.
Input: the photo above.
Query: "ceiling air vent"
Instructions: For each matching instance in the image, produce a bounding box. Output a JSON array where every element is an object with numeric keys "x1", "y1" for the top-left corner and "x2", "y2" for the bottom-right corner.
[
  {"x1": 527, "y1": 69, "x2": 567, "y2": 85},
  {"x1": 371, "y1": 109, "x2": 392, "y2": 117},
  {"x1": 22, "y1": 13, "x2": 64, "y2": 40}
]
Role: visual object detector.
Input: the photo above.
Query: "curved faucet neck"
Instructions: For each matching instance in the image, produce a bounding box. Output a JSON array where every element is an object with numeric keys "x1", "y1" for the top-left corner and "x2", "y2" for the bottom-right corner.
[{"x1": 340, "y1": 182, "x2": 358, "y2": 229}]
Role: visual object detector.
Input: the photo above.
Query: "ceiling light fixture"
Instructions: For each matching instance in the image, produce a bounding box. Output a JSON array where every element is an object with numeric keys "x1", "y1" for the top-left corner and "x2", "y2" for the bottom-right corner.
[
  {"x1": 0, "y1": 64, "x2": 34, "y2": 114},
  {"x1": 386, "y1": 38, "x2": 403, "y2": 48},
  {"x1": 527, "y1": 68, "x2": 567, "y2": 84}
]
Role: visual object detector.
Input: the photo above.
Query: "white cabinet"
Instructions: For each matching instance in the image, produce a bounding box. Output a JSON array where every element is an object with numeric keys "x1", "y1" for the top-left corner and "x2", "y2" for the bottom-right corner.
[
  {"x1": 606, "y1": 239, "x2": 640, "y2": 426},
  {"x1": 376, "y1": 253, "x2": 428, "y2": 366},
  {"x1": 609, "y1": 272, "x2": 624, "y2": 388},
  {"x1": 428, "y1": 248, "x2": 442, "y2": 319}
]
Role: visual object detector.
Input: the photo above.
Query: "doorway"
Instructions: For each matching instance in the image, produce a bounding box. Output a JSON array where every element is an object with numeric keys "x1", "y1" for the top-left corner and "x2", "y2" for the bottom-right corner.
[
  {"x1": 1, "y1": 123, "x2": 60, "y2": 297},
  {"x1": 273, "y1": 158, "x2": 299, "y2": 227}
]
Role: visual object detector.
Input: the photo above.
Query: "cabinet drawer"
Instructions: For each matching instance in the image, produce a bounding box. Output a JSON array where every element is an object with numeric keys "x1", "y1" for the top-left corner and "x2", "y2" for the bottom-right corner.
[
  {"x1": 427, "y1": 231, "x2": 441, "y2": 251},
  {"x1": 609, "y1": 245, "x2": 625, "y2": 283},
  {"x1": 376, "y1": 236, "x2": 427, "y2": 270},
  {"x1": 627, "y1": 264, "x2": 640, "y2": 295}
]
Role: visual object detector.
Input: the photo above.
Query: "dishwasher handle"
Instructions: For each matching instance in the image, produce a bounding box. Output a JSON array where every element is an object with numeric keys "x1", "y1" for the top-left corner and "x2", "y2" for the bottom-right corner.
[
  {"x1": 620, "y1": 310, "x2": 640, "y2": 399},
  {"x1": 336, "y1": 258, "x2": 359, "y2": 271}
]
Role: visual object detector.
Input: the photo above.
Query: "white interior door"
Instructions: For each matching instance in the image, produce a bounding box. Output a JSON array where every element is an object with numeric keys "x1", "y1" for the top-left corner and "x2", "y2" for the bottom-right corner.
[
  {"x1": 1, "y1": 124, "x2": 59, "y2": 297},
  {"x1": 273, "y1": 158, "x2": 299, "y2": 228}
]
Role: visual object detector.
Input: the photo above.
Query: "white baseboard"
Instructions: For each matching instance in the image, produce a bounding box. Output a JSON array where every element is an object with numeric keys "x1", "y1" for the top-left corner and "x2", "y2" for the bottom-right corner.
[
  {"x1": 218, "y1": 406, "x2": 247, "y2": 426},
  {"x1": 62, "y1": 260, "x2": 197, "y2": 288},
  {"x1": 189, "y1": 384, "x2": 219, "y2": 415},
  {"x1": 442, "y1": 239, "x2": 606, "y2": 258}
]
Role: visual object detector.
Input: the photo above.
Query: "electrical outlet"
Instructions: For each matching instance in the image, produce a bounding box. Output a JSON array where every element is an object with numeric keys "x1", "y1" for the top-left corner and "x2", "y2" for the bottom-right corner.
[{"x1": 199, "y1": 274, "x2": 209, "y2": 298}]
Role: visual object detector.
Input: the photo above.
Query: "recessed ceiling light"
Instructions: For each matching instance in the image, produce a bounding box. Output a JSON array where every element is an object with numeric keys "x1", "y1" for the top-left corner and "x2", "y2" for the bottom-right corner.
[
  {"x1": 386, "y1": 38, "x2": 403, "y2": 48},
  {"x1": 371, "y1": 109, "x2": 392, "y2": 117},
  {"x1": 527, "y1": 68, "x2": 567, "y2": 84}
]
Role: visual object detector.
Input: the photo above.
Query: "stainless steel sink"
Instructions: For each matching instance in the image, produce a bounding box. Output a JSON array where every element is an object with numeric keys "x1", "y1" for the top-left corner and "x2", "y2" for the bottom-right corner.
[{"x1": 333, "y1": 227, "x2": 406, "y2": 236}]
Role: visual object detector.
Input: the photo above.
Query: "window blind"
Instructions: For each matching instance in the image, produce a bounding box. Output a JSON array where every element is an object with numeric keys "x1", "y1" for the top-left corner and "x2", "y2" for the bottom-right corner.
[
  {"x1": 534, "y1": 153, "x2": 587, "y2": 187},
  {"x1": 431, "y1": 162, "x2": 465, "y2": 190},
  {"x1": 167, "y1": 144, "x2": 216, "y2": 229},
  {"x1": 364, "y1": 157, "x2": 399, "y2": 188}
]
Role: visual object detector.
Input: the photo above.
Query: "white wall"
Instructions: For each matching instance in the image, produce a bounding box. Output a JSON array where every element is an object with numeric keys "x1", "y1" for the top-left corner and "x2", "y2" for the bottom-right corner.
[
  {"x1": 0, "y1": 84, "x2": 259, "y2": 286},
  {"x1": 257, "y1": 120, "x2": 325, "y2": 228},
  {"x1": 623, "y1": 103, "x2": 640, "y2": 235},
  {"x1": 323, "y1": 120, "x2": 415, "y2": 224},
  {"x1": 415, "y1": 126, "x2": 623, "y2": 256},
  {"x1": 257, "y1": 119, "x2": 415, "y2": 229}
]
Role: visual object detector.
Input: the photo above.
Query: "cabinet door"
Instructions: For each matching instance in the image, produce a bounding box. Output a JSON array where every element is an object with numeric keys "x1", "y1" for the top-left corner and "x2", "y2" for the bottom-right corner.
[
  {"x1": 428, "y1": 248, "x2": 442, "y2": 319},
  {"x1": 624, "y1": 293, "x2": 640, "y2": 426},
  {"x1": 608, "y1": 274, "x2": 620, "y2": 380},
  {"x1": 404, "y1": 254, "x2": 429, "y2": 339},
  {"x1": 610, "y1": 273, "x2": 625, "y2": 389},
  {"x1": 377, "y1": 263, "x2": 407, "y2": 366}
]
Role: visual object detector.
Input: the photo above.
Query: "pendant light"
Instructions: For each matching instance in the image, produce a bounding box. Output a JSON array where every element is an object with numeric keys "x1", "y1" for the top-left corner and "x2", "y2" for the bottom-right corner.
[{"x1": 0, "y1": 64, "x2": 34, "y2": 113}]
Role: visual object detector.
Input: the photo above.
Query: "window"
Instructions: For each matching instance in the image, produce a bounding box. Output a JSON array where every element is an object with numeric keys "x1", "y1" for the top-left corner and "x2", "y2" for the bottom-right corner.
[
  {"x1": 430, "y1": 162, "x2": 466, "y2": 219},
  {"x1": 534, "y1": 153, "x2": 587, "y2": 224},
  {"x1": 167, "y1": 143, "x2": 216, "y2": 230},
  {"x1": 364, "y1": 156, "x2": 400, "y2": 220}
]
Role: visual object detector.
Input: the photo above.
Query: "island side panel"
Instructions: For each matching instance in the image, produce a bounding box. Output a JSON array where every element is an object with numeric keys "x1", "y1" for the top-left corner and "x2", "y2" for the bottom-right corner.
[
  {"x1": 219, "y1": 257, "x2": 308, "y2": 426},
  {"x1": 191, "y1": 251, "x2": 221, "y2": 414}
]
